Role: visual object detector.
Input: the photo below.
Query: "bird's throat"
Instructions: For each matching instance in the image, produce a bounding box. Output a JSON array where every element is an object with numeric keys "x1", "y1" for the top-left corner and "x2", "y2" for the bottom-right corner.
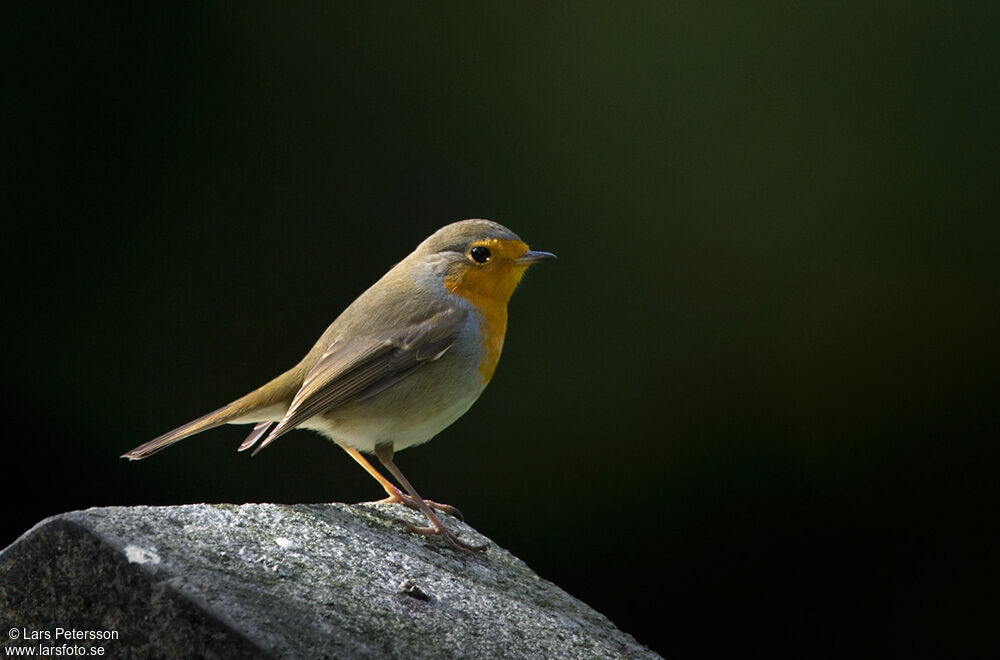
[{"x1": 444, "y1": 262, "x2": 527, "y2": 382}]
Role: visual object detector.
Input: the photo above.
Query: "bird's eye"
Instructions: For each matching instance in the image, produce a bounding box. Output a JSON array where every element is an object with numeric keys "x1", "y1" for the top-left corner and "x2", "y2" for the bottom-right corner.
[{"x1": 469, "y1": 246, "x2": 491, "y2": 263}]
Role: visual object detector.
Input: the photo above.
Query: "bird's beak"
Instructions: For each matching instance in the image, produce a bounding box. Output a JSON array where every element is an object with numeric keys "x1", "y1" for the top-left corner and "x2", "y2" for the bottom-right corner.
[{"x1": 515, "y1": 250, "x2": 557, "y2": 265}]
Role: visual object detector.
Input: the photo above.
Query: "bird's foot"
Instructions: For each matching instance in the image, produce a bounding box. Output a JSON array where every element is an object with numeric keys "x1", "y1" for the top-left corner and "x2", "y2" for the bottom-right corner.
[
  {"x1": 369, "y1": 487, "x2": 464, "y2": 521},
  {"x1": 401, "y1": 520, "x2": 489, "y2": 553}
]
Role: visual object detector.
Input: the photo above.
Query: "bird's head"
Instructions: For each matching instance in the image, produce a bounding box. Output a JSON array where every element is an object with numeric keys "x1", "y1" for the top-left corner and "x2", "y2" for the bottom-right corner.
[{"x1": 416, "y1": 219, "x2": 556, "y2": 307}]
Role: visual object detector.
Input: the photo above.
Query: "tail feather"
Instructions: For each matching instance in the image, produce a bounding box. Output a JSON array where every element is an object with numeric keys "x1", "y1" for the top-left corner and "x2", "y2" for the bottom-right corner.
[
  {"x1": 238, "y1": 420, "x2": 276, "y2": 452},
  {"x1": 250, "y1": 419, "x2": 296, "y2": 456},
  {"x1": 122, "y1": 403, "x2": 246, "y2": 460},
  {"x1": 122, "y1": 368, "x2": 301, "y2": 460}
]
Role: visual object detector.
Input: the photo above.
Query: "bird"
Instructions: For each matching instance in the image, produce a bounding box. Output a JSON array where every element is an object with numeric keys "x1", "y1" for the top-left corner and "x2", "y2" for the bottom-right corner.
[{"x1": 122, "y1": 219, "x2": 555, "y2": 551}]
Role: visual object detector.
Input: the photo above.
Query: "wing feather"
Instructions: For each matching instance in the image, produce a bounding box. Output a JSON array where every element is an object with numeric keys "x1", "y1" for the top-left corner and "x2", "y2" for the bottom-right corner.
[{"x1": 249, "y1": 308, "x2": 464, "y2": 454}]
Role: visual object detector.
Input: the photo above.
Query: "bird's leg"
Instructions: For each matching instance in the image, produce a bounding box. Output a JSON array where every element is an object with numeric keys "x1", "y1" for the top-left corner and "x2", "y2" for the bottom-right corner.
[
  {"x1": 374, "y1": 444, "x2": 488, "y2": 553},
  {"x1": 338, "y1": 444, "x2": 463, "y2": 520}
]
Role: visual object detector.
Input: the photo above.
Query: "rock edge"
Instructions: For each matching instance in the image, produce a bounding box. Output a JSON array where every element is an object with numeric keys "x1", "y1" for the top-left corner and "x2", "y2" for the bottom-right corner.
[{"x1": 1, "y1": 503, "x2": 658, "y2": 659}]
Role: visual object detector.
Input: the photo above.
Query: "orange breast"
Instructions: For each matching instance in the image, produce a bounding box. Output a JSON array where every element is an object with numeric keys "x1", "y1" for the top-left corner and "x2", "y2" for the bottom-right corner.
[
  {"x1": 464, "y1": 292, "x2": 508, "y2": 382},
  {"x1": 443, "y1": 239, "x2": 529, "y2": 382}
]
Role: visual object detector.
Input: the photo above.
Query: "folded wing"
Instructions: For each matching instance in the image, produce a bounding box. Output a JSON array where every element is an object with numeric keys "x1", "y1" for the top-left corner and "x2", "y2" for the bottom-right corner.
[{"x1": 246, "y1": 308, "x2": 464, "y2": 455}]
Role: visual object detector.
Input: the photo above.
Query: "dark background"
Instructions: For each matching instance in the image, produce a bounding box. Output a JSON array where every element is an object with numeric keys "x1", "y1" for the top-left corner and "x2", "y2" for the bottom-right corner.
[{"x1": 4, "y1": 3, "x2": 998, "y2": 657}]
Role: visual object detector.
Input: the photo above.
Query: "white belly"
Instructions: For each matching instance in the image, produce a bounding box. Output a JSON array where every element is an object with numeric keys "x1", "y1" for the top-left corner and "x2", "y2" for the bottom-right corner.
[{"x1": 300, "y1": 388, "x2": 481, "y2": 453}]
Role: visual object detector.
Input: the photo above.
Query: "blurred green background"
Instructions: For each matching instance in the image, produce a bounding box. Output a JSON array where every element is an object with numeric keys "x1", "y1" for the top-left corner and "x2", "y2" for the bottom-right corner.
[{"x1": 4, "y1": 2, "x2": 998, "y2": 656}]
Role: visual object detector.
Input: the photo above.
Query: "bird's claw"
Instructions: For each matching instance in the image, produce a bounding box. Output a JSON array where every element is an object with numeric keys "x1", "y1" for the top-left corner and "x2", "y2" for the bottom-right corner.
[
  {"x1": 371, "y1": 493, "x2": 464, "y2": 521},
  {"x1": 396, "y1": 519, "x2": 488, "y2": 553}
]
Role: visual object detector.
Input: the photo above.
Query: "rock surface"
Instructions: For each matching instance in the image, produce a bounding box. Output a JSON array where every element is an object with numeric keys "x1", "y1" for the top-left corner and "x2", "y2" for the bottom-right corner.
[{"x1": 0, "y1": 503, "x2": 658, "y2": 659}]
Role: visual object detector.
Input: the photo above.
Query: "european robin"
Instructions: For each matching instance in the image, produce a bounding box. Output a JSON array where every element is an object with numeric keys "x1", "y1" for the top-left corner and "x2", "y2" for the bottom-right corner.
[{"x1": 123, "y1": 219, "x2": 555, "y2": 551}]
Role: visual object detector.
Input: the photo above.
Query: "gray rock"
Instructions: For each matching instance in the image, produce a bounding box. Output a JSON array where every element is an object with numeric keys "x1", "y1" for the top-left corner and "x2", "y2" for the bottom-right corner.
[{"x1": 0, "y1": 503, "x2": 658, "y2": 659}]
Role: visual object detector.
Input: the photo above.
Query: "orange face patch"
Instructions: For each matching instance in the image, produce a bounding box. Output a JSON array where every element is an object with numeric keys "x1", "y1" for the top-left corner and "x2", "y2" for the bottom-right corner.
[{"x1": 443, "y1": 239, "x2": 532, "y2": 382}]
